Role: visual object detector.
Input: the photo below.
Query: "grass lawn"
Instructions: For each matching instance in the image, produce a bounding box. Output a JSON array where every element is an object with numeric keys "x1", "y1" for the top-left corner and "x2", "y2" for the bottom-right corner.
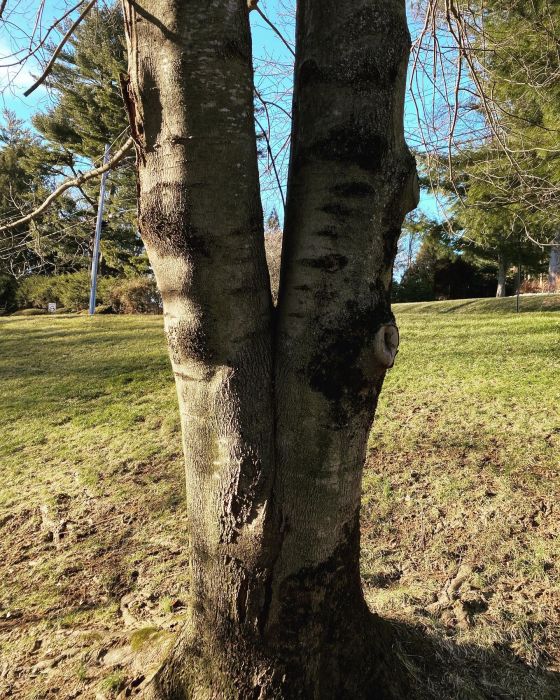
[{"x1": 1, "y1": 295, "x2": 559, "y2": 698}]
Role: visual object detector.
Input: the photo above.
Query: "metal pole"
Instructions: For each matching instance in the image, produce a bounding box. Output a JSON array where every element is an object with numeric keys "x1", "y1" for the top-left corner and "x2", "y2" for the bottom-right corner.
[
  {"x1": 89, "y1": 144, "x2": 111, "y2": 315},
  {"x1": 516, "y1": 262, "x2": 521, "y2": 313}
]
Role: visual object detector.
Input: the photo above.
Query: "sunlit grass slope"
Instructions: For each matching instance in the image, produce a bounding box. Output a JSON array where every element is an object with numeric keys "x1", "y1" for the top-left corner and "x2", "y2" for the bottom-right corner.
[{"x1": 0, "y1": 298, "x2": 559, "y2": 698}]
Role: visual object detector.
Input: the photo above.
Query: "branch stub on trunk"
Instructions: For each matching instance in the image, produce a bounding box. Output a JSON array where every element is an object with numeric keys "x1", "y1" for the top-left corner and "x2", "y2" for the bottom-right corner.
[{"x1": 373, "y1": 323, "x2": 399, "y2": 369}]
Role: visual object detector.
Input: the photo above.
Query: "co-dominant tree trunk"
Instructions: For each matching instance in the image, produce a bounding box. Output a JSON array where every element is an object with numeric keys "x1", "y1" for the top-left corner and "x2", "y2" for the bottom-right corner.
[{"x1": 121, "y1": 1, "x2": 418, "y2": 697}]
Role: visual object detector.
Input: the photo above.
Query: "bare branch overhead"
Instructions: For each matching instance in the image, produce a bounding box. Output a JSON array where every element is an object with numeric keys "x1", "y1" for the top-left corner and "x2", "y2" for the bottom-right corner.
[
  {"x1": 23, "y1": 0, "x2": 97, "y2": 97},
  {"x1": 0, "y1": 136, "x2": 133, "y2": 232}
]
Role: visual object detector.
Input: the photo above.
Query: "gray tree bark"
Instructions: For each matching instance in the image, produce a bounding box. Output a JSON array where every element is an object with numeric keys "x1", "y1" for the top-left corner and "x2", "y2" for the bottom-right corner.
[
  {"x1": 549, "y1": 232, "x2": 560, "y2": 291},
  {"x1": 496, "y1": 254, "x2": 507, "y2": 297},
  {"x1": 120, "y1": 1, "x2": 417, "y2": 697}
]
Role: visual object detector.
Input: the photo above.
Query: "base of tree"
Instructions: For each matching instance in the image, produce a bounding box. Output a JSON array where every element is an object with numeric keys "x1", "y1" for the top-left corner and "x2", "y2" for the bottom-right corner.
[{"x1": 139, "y1": 609, "x2": 413, "y2": 700}]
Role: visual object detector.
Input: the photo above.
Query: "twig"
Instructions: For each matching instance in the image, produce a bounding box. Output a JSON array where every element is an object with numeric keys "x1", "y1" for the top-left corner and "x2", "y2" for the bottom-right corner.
[
  {"x1": 0, "y1": 137, "x2": 133, "y2": 232},
  {"x1": 23, "y1": 0, "x2": 96, "y2": 97},
  {"x1": 254, "y1": 6, "x2": 295, "y2": 58}
]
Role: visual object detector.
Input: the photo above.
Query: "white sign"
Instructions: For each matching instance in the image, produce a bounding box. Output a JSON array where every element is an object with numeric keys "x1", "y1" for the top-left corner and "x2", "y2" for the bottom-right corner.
[{"x1": 47, "y1": 303, "x2": 56, "y2": 313}]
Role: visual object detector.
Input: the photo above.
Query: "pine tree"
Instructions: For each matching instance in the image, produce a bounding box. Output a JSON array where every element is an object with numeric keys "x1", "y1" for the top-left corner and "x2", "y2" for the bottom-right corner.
[
  {"x1": 32, "y1": 3, "x2": 145, "y2": 277},
  {"x1": 456, "y1": 1, "x2": 560, "y2": 283},
  {"x1": 0, "y1": 111, "x2": 83, "y2": 278}
]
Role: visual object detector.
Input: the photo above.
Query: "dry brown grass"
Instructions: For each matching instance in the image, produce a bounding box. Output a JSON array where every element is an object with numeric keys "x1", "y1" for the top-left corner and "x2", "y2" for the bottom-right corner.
[{"x1": 0, "y1": 300, "x2": 559, "y2": 698}]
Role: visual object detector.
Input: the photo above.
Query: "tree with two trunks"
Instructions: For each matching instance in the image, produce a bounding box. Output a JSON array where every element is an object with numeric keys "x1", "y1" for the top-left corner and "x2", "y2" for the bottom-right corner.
[{"x1": 117, "y1": 0, "x2": 418, "y2": 696}]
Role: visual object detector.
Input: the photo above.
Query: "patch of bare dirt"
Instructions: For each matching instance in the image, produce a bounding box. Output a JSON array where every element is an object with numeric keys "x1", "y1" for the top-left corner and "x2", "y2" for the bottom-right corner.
[
  {"x1": 362, "y1": 447, "x2": 560, "y2": 696},
  {"x1": 0, "y1": 458, "x2": 188, "y2": 699}
]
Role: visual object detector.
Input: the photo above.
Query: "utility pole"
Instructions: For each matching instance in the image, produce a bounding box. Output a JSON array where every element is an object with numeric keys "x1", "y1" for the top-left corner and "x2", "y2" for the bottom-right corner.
[
  {"x1": 516, "y1": 261, "x2": 521, "y2": 313},
  {"x1": 89, "y1": 144, "x2": 110, "y2": 315}
]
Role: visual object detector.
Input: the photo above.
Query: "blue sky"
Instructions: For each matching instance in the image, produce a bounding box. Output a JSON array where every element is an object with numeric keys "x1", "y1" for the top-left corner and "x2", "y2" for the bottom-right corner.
[
  {"x1": 0, "y1": 0, "x2": 440, "y2": 222},
  {"x1": 249, "y1": 1, "x2": 441, "y2": 221}
]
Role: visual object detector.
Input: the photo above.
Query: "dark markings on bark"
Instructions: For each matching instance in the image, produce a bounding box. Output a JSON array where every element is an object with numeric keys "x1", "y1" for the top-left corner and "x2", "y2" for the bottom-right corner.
[
  {"x1": 320, "y1": 201, "x2": 354, "y2": 220},
  {"x1": 166, "y1": 320, "x2": 209, "y2": 365},
  {"x1": 315, "y1": 227, "x2": 339, "y2": 239},
  {"x1": 383, "y1": 227, "x2": 401, "y2": 269},
  {"x1": 342, "y1": 9, "x2": 410, "y2": 83},
  {"x1": 258, "y1": 512, "x2": 288, "y2": 637},
  {"x1": 139, "y1": 186, "x2": 210, "y2": 259},
  {"x1": 308, "y1": 288, "x2": 393, "y2": 410},
  {"x1": 304, "y1": 126, "x2": 388, "y2": 173},
  {"x1": 138, "y1": 70, "x2": 163, "y2": 150},
  {"x1": 331, "y1": 181, "x2": 376, "y2": 198},
  {"x1": 231, "y1": 560, "x2": 249, "y2": 624},
  {"x1": 219, "y1": 38, "x2": 250, "y2": 61},
  {"x1": 266, "y1": 512, "x2": 377, "y2": 693},
  {"x1": 224, "y1": 453, "x2": 265, "y2": 543},
  {"x1": 297, "y1": 58, "x2": 323, "y2": 89},
  {"x1": 300, "y1": 254, "x2": 349, "y2": 273},
  {"x1": 274, "y1": 513, "x2": 362, "y2": 631},
  {"x1": 382, "y1": 155, "x2": 420, "y2": 226}
]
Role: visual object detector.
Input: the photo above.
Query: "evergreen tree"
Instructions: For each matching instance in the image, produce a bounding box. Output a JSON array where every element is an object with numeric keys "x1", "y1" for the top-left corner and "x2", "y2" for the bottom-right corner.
[
  {"x1": 0, "y1": 111, "x2": 85, "y2": 281},
  {"x1": 455, "y1": 1, "x2": 560, "y2": 283},
  {"x1": 31, "y1": 3, "x2": 146, "y2": 277},
  {"x1": 447, "y1": 145, "x2": 550, "y2": 296}
]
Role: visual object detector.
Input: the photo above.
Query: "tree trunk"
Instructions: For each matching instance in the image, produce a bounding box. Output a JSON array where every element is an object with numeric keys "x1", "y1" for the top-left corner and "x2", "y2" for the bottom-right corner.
[
  {"x1": 121, "y1": 1, "x2": 417, "y2": 697},
  {"x1": 496, "y1": 254, "x2": 507, "y2": 297},
  {"x1": 270, "y1": 0, "x2": 417, "y2": 693},
  {"x1": 549, "y1": 232, "x2": 560, "y2": 292}
]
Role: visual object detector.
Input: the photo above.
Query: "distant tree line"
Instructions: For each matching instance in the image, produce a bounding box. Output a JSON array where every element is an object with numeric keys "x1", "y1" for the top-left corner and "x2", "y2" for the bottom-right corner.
[
  {"x1": 409, "y1": 0, "x2": 560, "y2": 300},
  {"x1": 393, "y1": 212, "x2": 550, "y2": 303}
]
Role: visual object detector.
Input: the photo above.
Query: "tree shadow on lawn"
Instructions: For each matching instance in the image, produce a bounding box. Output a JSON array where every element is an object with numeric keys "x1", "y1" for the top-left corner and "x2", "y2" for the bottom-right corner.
[
  {"x1": 3, "y1": 480, "x2": 558, "y2": 700},
  {"x1": 381, "y1": 613, "x2": 560, "y2": 700}
]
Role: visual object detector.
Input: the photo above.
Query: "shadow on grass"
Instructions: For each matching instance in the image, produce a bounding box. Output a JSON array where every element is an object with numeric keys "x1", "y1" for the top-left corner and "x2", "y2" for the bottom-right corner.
[{"x1": 385, "y1": 615, "x2": 560, "y2": 700}]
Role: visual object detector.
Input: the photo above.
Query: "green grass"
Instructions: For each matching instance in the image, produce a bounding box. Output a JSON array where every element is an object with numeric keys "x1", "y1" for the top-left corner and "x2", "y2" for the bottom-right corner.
[
  {"x1": 0, "y1": 296, "x2": 559, "y2": 698},
  {"x1": 395, "y1": 292, "x2": 560, "y2": 315},
  {"x1": 0, "y1": 315, "x2": 180, "y2": 509},
  {"x1": 0, "y1": 314, "x2": 188, "y2": 699},
  {"x1": 364, "y1": 295, "x2": 560, "y2": 696}
]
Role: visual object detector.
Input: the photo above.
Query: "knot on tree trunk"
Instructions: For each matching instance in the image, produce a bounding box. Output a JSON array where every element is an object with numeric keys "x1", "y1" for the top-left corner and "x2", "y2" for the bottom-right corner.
[{"x1": 373, "y1": 323, "x2": 399, "y2": 369}]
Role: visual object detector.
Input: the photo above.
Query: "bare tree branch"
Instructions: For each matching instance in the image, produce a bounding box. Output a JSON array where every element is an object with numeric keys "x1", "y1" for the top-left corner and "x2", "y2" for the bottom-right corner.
[
  {"x1": 0, "y1": 136, "x2": 133, "y2": 232},
  {"x1": 255, "y1": 112, "x2": 286, "y2": 208},
  {"x1": 23, "y1": 0, "x2": 97, "y2": 97},
  {"x1": 254, "y1": 5, "x2": 295, "y2": 58}
]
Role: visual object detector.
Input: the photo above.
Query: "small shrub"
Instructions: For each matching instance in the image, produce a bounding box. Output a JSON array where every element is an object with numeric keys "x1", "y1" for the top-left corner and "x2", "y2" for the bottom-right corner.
[
  {"x1": 0, "y1": 274, "x2": 18, "y2": 313},
  {"x1": 14, "y1": 272, "x2": 158, "y2": 313},
  {"x1": 109, "y1": 276, "x2": 162, "y2": 314},
  {"x1": 11, "y1": 308, "x2": 47, "y2": 316},
  {"x1": 94, "y1": 304, "x2": 114, "y2": 315},
  {"x1": 57, "y1": 271, "x2": 91, "y2": 310},
  {"x1": 16, "y1": 272, "x2": 96, "y2": 311},
  {"x1": 16, "y1": 275, "x2": 57, "y2": 309}
]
